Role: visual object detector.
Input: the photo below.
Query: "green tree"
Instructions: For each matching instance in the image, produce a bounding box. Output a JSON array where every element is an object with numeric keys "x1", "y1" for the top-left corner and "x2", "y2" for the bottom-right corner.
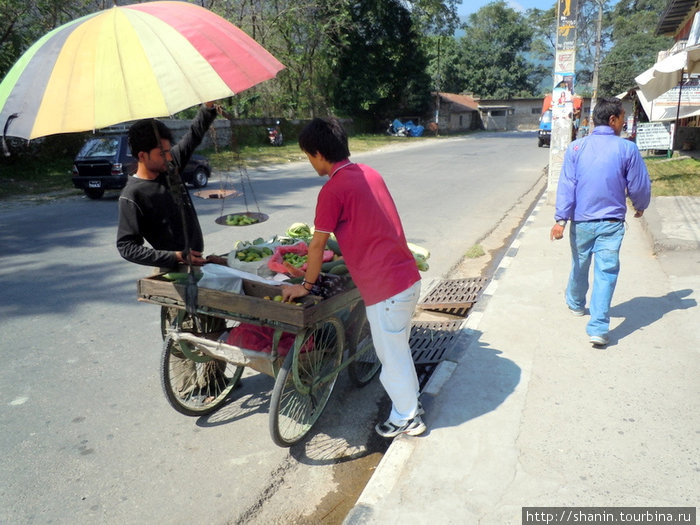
[
  {"x1": 424, "y1": 34, "x2": 460, "y2": 93},
  {"x1": 328, "y1": 0, "x2": 432, "y2": 123},
  {"x1": 598, "y1": 0, "x2": 672, "y2": 96},
  {"x1": 204, "y1": 0, "x2": 352, "y2": 118},
  {"x1": 573, "y1": 0, "x2": 614, "y2": 90},
  {"x1": 526, "y1": 4, "x2": 557, "y2": 66},
  {"x1": 454, "y1": 1, "x2": 544, "y2": 98}
]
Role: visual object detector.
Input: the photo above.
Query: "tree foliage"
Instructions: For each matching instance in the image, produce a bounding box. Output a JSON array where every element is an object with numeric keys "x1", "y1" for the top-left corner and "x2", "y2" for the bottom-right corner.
[
  {"x1": 598, "y1": 0, "x2": 672, "y2": 95},
  {"x1": 328, "y1": 0, "x2": 431, "y2": 122},
  {"x1": 450, "y1": 1, "x2": 545, "y2": 98},
  {"x1": 0, "y1": 0, "x2": 684, "y2": 128}
]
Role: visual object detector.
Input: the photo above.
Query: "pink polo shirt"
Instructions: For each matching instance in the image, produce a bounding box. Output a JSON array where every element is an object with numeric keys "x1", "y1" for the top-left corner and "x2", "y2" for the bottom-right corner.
[{"x1": 314, "y1": 160, "x2": 419, "y2": 306}]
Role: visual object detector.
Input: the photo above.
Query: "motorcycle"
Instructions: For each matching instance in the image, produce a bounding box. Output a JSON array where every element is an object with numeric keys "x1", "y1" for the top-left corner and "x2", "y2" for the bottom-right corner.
[{"x1": 267, "y1": 121, "x2": 283, "y2": 146}]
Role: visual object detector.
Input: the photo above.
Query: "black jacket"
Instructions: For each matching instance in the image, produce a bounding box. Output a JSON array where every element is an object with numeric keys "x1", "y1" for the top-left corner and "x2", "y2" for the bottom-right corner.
[{"x1": 116, "y1": 106, "x2": 216, "y2": 268}]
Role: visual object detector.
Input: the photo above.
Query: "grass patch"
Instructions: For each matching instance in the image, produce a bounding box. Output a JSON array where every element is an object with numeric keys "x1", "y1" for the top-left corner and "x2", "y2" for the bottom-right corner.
[
  {"x1": 0, "y1": 156, "x2": 78, "y2": 200},
  {"x1": 644, "y1": 156, "x2": 700, "y2": 196},
  {"x1": 204, "y1": 134, "x2": 427, "y2": 171},
  {"x1": 465, "y1": 244, "x2": 486, "y2": 258}
]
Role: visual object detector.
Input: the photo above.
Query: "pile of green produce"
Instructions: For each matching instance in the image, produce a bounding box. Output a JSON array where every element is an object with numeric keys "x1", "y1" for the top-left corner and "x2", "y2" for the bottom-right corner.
[
  {"x1": 235, "y1": 246, "x2": 274, "y2": 262},
  {"x1": 225, "y1": 214, "x2": 259, "y2": 226},
  {"x1": 286, "y1": 222, "x2": 312, "y2": 240},
  {"x1": 283, "y1": 252, "x2": 308, "y2": 268},
  {"x1": 228, "y1": 224, "x2": 430, "y2": 274}
]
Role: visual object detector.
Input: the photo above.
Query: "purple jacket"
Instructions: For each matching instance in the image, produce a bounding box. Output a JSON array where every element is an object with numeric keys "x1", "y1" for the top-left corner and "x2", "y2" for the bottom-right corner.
[{"x1": 555, "y1": 126, "x2": 651, "y2": 222}]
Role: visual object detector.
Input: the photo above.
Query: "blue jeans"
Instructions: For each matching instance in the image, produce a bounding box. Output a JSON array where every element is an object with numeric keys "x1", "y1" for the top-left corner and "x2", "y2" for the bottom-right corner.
[{"x1": 566, "y1": 221, "x2": 625, "y2": 336}]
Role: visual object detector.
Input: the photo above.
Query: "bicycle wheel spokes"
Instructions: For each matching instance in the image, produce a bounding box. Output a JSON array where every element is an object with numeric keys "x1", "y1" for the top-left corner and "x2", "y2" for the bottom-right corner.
[
  {"x1": 269, "y1": 319, "x2": 344, "y2": 447},
  {"x1": 348, "y1": 314, "x2": 381, "y2": 386},
  {"x1": 161, "y1": 336, "x2": 243, "y2": 416}
]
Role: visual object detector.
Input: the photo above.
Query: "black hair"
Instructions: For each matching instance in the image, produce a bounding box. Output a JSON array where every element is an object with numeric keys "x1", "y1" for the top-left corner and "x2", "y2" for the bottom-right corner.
[
  {"x1": 128, "y1": 118, "x2": 173, "y2": 156},
  {"x1": 298, "y1": 117, "x2": 350, "y2": 162},
  {"x1": 592, "y1": 97, "x2": 623, "y2": 127}
]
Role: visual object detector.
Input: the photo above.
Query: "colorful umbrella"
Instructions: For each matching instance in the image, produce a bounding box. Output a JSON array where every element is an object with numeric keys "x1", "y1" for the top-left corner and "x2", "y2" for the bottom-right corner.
[{"x1": 0, "y1": 1, "x2": 284, "y2": 140}]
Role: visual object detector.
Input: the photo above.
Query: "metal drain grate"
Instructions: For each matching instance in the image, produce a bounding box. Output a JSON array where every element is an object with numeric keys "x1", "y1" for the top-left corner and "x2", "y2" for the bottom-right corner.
[
  {"x1": 416, "y1": 363, "x2": 438, "y2": 391},
  {"x1": 410, "y1": 319, "x2": 463, "y2": 365},
  {"x1": 418, "y1": 277, "x2": 487, "y2": 317}
]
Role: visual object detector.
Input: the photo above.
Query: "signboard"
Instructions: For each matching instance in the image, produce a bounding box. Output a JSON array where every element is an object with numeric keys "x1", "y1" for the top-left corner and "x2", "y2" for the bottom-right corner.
[
  {"x1": 636, "y1": 122, "x2": 672, "y2": 150},
  {"x1": 556, "y1": 0, "x2": 578, "y2": 50},
  {"x1": 556, "y1": 51, "x2": 576, "y2": 72},
  {"x1": 637, "y1": 75, "x2": 700, "y2": 122}
]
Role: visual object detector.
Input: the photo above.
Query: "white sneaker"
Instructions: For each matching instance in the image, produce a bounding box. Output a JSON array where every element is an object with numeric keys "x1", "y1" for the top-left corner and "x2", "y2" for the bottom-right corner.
[
  {"x1": 375, "y1": 415, "x2": 427, "y2": 438},
  {"x1": 589, "y1": 334, "x2": 609, "y2": 346}
]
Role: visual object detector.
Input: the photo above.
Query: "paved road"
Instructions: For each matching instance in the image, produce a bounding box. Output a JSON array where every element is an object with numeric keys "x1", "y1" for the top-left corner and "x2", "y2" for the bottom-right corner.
[{"x1": 0, "y1": 131, "x2": 548, "y2": 524}]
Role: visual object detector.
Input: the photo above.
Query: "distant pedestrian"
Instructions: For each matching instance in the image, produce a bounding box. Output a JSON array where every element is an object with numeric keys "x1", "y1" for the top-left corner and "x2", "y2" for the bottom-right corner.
[{"x1": 550, "y1": 97, "x2": 651, "y2": 346}]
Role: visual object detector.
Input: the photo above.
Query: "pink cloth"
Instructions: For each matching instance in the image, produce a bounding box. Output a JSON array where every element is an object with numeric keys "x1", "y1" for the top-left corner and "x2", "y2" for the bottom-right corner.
[{"x1": 314, "y1": 161, "x2": 419, "y2": 306}]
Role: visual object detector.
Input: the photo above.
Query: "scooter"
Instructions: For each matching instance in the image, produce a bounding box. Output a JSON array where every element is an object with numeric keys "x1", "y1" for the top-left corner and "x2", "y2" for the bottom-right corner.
[{"x1": 267, "y1": 121, "x2": 283, "y2": 146}]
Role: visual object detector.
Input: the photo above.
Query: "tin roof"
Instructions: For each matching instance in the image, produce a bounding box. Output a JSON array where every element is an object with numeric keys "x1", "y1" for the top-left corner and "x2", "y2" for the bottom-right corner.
[
  {"x1": 657, "y1": 0, "x2": 699, "y2": 36},
  {"x1": 436, "y1": 92, "x2": 480, "y2": 112}
]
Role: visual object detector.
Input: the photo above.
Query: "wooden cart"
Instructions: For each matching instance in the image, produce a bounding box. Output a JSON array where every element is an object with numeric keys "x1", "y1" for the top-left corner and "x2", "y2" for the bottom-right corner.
[{"x1": 137, "y1": 273, "x2": 380, "y2": 447}]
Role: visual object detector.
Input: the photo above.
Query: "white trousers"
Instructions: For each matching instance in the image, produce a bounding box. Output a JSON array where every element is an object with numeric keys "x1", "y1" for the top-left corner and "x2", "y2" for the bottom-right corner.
[{"x1": 365, "y1": 280, "x2": 421, "y2": 424}]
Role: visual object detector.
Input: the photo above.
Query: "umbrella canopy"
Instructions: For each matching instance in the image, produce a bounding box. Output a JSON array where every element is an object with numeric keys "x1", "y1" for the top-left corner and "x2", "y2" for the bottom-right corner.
[
  {"x1": 635, "y1": 45, "x2": 700, "y2": 101},
  {"x1": 0, "y1": 1, "x2": 284, "y2": 140}
]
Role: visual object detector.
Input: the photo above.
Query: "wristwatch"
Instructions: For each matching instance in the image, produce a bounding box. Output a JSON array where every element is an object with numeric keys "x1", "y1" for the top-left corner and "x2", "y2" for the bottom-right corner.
[{"x1": 556, "y1": 220, "x2": 567, "y2": 226}]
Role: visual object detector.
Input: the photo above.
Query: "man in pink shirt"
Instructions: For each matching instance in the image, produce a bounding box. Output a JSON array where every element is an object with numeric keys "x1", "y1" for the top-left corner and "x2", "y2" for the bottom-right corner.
[{"x1": 282, "y1": 117, "x2": 425, "y2": 438}]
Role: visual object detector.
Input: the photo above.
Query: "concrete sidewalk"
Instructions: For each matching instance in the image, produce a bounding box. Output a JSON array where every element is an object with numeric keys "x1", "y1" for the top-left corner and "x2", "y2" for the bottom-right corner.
[{"x1": 345, "y1": 195, "x2": 699, "y2": 524}]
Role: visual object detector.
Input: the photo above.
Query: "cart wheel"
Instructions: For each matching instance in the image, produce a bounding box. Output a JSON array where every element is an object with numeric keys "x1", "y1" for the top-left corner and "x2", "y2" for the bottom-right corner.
[
  {"x1": 161, "y1": 334, "x2": 244, "y2": 416},
  {"x1": 348, "y1": 312, "x2": 381, "y2": 387},
  {"x1": 269, "y1": 318, "x2": 344, "y2": 447}
]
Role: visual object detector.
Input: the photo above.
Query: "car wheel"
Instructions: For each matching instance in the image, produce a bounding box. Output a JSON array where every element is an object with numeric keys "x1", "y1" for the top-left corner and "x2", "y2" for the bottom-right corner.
[
  {"x1": 193, "y1": 168, "x2": 208, "y2": 188},
  {"x1": 84, "y1": 188, "x2": 105, "y2": 199}
]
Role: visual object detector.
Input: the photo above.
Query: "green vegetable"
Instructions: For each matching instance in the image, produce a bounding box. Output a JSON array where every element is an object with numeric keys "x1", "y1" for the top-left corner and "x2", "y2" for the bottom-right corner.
[
  {"x1": 282, "y1": 252, "x2": 308, "y2": 268},
  {"x1": 286, "y1": 222, "x2": 312, "y2": 238},
  {"x1": 328, "y1": 264, "x2": 348, "y2": 275},
  {"x1": 414, "y1": 253, "x2": 429, "y2": 272},
  {"x1": 162, "y1": 272, "x2": 189, "y2": 281},
  {"x1": 161, "y1": 271, "x2": 202, "y2": 283},
  {"x1": 321, "y1": 259, "x2": 346, "y2": 272},
  {"x1": 225, "y1": 214, "x2": 259, "y2": 226},
  {"x1": 407, "y1": 242, "x2": 430, "y2": 259},
  {"x1": 326, "y1": 238, "x2": 342, "y2": 256},
  {"x1": 234, "y1": 246, "x2": 270, "y2": 262}
]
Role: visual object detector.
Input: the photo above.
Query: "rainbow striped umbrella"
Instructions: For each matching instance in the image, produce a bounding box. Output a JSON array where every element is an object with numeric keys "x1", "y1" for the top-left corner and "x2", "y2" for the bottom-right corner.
[{"x1": 0, "y1": 1, "x2": 284, "y2": 140}]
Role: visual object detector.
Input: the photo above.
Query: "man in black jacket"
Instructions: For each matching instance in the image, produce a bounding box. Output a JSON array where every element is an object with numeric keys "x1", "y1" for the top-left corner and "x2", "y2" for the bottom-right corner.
[{"x1": 117, "y1": 103, "x2": 217, "y2": 268}]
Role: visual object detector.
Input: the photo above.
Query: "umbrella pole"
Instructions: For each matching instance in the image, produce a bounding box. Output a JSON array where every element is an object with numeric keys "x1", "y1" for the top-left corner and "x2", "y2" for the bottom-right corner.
[{"x1": 151, "y1": 121, "x2": 200, "y2": 325}]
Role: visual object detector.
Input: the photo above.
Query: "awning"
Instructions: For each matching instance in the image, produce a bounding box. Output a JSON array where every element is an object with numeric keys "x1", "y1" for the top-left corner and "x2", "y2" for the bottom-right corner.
[
  {"x1": 636, "y1": 78, "x2": 700, "y2": 122},
  {"x1": 635, "y1": 45, "x2": 700, "y2": 100}
]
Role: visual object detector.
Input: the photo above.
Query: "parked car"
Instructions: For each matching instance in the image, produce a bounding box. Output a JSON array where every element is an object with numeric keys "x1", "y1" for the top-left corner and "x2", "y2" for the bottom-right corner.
[{"x1": 71, "y1": 134, "x2": 211, "y2": 199}]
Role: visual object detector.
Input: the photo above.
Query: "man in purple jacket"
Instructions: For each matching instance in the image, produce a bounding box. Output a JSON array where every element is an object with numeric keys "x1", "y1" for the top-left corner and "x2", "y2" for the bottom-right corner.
[{"x1": 550, "y1": 97, "x2": 651, "y2": 347}]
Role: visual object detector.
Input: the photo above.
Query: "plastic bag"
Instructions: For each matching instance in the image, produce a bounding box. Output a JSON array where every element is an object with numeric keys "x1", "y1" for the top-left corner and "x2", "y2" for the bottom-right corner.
[
  {"x1": 227, "y1": 323, "x2": 312, "y2": 357},
  {"x1": 197, "y1": 264, "x2": 244, "y2": 293},
  {"x1": 227, "y1": 254, "x2": 275, "y2": 278}
]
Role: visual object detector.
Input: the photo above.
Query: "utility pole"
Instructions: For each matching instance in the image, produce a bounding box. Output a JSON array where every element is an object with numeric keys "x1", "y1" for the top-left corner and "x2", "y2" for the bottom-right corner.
[
  {"x1": 435, "y1": 36, "x2": 441, "y2": 136},
  {"x1": 589, "y1": 0, "x2": 604, "y2": 126},
  {"x1": 547, "y1": 0, "x2": 579, "y2": 202}
]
